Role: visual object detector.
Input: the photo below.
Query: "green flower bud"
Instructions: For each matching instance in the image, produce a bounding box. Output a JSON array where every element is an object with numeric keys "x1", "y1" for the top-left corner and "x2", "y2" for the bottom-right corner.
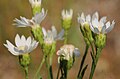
[
  {"x1": 43, "y1": 41, "x2": 56, "y2": 56},
  {"x1": 94, "y1": 34, "x2": 106, "y2": 48},
  {"x1": 19, "y1": 54, "x2": 31, "y2": 67},
  {"x1": 61, "y1": 9, "x2": 73, "y2": 30},
  {"x1": 83, "y1": 23, "x2": 94, "y2": 43},
  {"x1": 33, "y1": 6, "x2": 42, "y2": 15},
  {"x1": 29, "y1": 0, "x2": 42, "y2": 15},
  {"x1": 62, "y1": 19, "x2": 72, "y2": 30},
  {"x1": 31, "y1": 26, "x2": 44, "y2": 46},
  {"x1": 79, "y1": 23, "x2": 94, "y2": 45}
]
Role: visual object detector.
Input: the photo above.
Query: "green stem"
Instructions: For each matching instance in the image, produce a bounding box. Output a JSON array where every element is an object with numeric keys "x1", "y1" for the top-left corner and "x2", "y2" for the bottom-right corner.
[
  {"x1": 45, "y1": 56, "x2": 51, "y2": 79},
  {"x1": 64, "y1": 30, "x2": 68, "y2": 44},
  {"x1": 33, "y1": 56, "x2": 45, "y2": 79},
  {"x1": 77, "y1": 45, "x2": 89, "y2": 79},
  {"x1": 25, "y1": 67, "x2": 28, "y2": 79},
  {"x1": 90, "y1": 42, "x2": 95, "y2": 56},
  {"x1": 89, "y1": 48, "x2": 102, "y2": 79}
]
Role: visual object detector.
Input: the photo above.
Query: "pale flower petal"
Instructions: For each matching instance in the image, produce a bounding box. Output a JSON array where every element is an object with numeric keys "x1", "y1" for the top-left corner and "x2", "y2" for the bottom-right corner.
[
  {"x1": 51, "y1": 26, "x2": 57, "y2": 38},
  {"x1": 105, "y1": 20, "x2": 115, "y2": 33},
  {"x1": 74, "y1": 48, "x2": 80, "y2": 57}
]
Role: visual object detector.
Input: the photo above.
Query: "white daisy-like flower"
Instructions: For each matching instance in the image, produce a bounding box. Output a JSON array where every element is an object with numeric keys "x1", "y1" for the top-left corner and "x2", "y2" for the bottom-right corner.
[
  {"x1": 77, "y1": 12, "x2": 91, "y2": 26},
  {"x1": 90, "y1": 12, "x2": 115, "y2": 34},
  {"x1": 57, "y1": 44, "x2": 80, "y2": 62},
  {"x1": 13, "y1": 8, "x2": 47, "y2": 28},
  {"x1": 29, "y1": 0, "x2": 42, "y2": 8},
  {"x1": 61, "y1": 9, "x2": 73, "y2": 20},
  {"x1": 42, "y1": 26, "x2": 64, "y2": 45},
  {"x1": 4, "y1": 34, "x2": 38, "y2": 56}
]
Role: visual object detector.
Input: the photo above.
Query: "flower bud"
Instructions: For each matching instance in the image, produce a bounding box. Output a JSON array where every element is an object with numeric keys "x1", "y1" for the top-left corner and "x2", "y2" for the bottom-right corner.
[
  {"x1": 29, "y1": 0, "x2": 42, "y2": 15},
  {"x1": 57, "y1": 44, "x2": 80, "y2": 70},
  {"x1": 94, "y1": 34, "x2": 106, "y2": 48},
  {"x1": 43, "y1": 42, "x2": 56, "y2": 56},
  {"x1": 31, "y1": 26, "x2": 44, "y2": 46},
  {"x1": 61, "y1": 9, "x2": 73, "y2": 30},
  {"x1": 19, "y1": 54, "x2": 31, "y2": 67},
  {"x1": 78, "y1": 13, "x2": 94, "y2": 45}
]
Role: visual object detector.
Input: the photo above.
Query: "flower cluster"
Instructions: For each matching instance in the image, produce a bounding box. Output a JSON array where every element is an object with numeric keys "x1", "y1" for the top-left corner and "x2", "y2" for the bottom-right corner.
[{"x1": 3, "y1": 0, "x2": 116, "y2": 79}]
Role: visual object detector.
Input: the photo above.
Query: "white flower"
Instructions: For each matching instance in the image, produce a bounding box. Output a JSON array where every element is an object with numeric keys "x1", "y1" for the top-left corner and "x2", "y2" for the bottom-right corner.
[
  {"x1": 29, "y1": 0, "x2": 42, "y2": 8},
  {"x1": 90, "y1": 12, "x2": 115, "y2": 34},
  {"x1": 57, "y1": 44, "x2": 80, "y2": 62},
  {"x1": 4, "y1": 34, "x2": 38, "y2": 56},
  {"x1": 13, "y1": 8, "x2": 47, "y2": 28},
  {"x1": 77, "y1": 12, "x2": 91, "y2": 26},
  {"x1": 61, "y1": 9, "x2": 73, "y2": 20},
  {"x1": 42, "y1": 26, "x2": 64, "y2": 44}
]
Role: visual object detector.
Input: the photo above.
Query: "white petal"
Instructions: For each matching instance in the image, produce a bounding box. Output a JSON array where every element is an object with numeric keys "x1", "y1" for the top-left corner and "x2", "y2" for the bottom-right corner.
[
  {"x1": 62, "y1": 9, "x2": 65, "y2": 18},
  {"x1": 92, "y1": 12, "x2": 99, "y2": 21},
  {"x1": 28, "y1": 40, "x2": 38, "y2": 52},
  {"x1": 21, "y1": 35, "x2": 26, "y2": 46},
  {"x1": 33, "y1": 8, "x2": 47, "y2": 24},
  {"x1": 15, "y1": 34, "x2": 22, "y2": 47},
  {"x1": 4, "y1": 44, "x2": 8, "y2": 48},
  {"x1": 86, "y1": 14, "x2": 91, "y2": 22},
  {"x1": 92, "y1": 19, "x2": 99, "y2": 28},
  {"x1": 42, "y1": 27, "x2": 47, "y2": 37},
  {"x1": 6, "y1": 40, "x2": 19, "y2": 55},
  {"x1": 105, "y1": 21, "x2": 110, "y2": 29},
  {"x1": 105, "y1": 20, "x2": 115, "y2": 33},
  {"x1": 69, "y1": 9, "x2": 73, "y2": 17},
  {"x1": 81, "y1": 12, "x2": 85, "y2": 22},
  {"x1": 51, "y1": 26, "x2": 57, "y2": 38},
  {"x1": 56, "y1": 29, "x2": 64, "y2": 40},
  {"x1": 26, "y1": 36, "x2": 32, "y2": 47},
  {"x1": 74, "y1": 48, "x2": 80, "y2": 57},
  {"x1": 77, "y1": 16, "x2": 84, "y2": 25},
  {"x1": 101, "y1": 25, "x2": 106, "y2": 34},
  {"x1": 100, "y1": 16, "x2": 107, "y2": 24},
  {"x1": 90, "y1": 24, "x2": 95, "y2": 33}
]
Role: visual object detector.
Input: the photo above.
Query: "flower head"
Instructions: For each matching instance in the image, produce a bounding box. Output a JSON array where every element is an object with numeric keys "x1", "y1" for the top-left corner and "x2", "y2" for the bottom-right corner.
[
  {"x1": 62, "y1": 9, "x2": 73, "y2": 20},
  {"x1": 29, "y1": 0, "x2": 42, "y2": 8},
  {"x1": 4, "y1": 34, "x2": 38, "y2": 56},
  {"x1": 57, "y1": 44, "x2": 80, "y2": 62},
  {"x1": 42, "y1": 26, "x2": 64, "y2": 45},
  {"x1": 78, "y1": 12, "x2": 91, "y2": 26},
  {"x1": 90, "y1": 12, "x2": 115, "y2": 34},
  {"x1": 13, "y1": 8, "x2": 47, "y2": 28}
]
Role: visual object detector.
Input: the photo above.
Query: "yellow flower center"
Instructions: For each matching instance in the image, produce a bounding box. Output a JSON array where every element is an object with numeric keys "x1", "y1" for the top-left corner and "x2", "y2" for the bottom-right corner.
[{"x1": 18, "y1": 46, "x2": 25, "y2": 50}]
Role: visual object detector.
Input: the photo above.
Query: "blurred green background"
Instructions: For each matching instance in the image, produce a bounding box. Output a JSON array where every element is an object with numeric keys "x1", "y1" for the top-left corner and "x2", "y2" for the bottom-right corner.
[{"x1": 0, "y1": 0, "x2": 120, "y2": 79}]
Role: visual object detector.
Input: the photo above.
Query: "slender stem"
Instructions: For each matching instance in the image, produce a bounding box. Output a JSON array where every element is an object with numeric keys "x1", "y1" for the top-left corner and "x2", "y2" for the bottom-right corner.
[
  {"x1": 64, "y1": 30, "x2": 68, "y2": 44},
  {"x1": 25, "y1": 67, "x2": 28, "y2": 79},
  {"x1": 90, "y1": 42, "x2": 95, "y2": 56},
  {"x1": 33, "y1": 56, "x2": 45, "y2": 79},
  {"x1": 77, "y1": 45, "x2": 89, "y2": 78},
  {"x1": 89, "y1": 48, "x2": 102, "y2": 79},
  {"x1": 49, "y1": 56, "x2": 53, "y2": 79},
  {"x1": 56, "y1": 65, "x2": 60, "y2": 79},
  {"x1": 45, "y1": 56, "x2": 51, "y2": 79}
]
